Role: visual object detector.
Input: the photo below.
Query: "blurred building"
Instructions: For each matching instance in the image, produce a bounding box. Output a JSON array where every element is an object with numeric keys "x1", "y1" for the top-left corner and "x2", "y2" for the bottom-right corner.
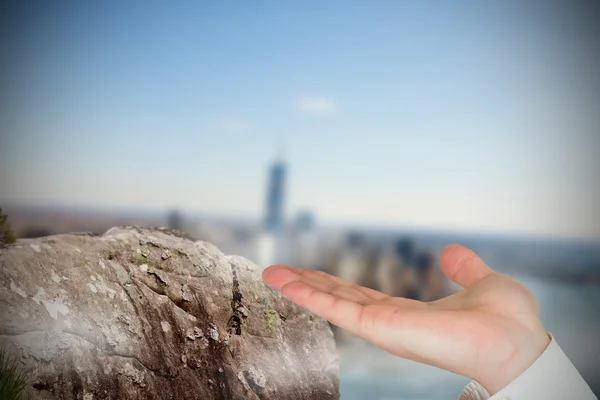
[
  {"x1": 251, "y1": 159, "x2": 288, "y2": 267},
  {"x1": 256, "y1": 232, "x2": 276, "y2": 268},
  {"x1": 289, "y1": 210, "x2": 320, "y2": 269},
  {"x1": 167, "y1": 209, "x2": 184, "y2": 231},
  {"x1": 373, "y1": 238, "x2": 452, "y2": 301},
  {"x1": 293, "y1": 210, "x2": 316, "y2": 233},
  {"x1": 395, "y1": 237, "x2": 416, "y2": 266},
  {"x1": 264, "y1": 160, "x2": 286, "y2": 234},
  {"x1": 375, "y1": 238, "x2": 420, "y2": 298},
  {"x1": 415, "y1": 250, "x2": 448, "y2": 301},
  {"x1": 332, "y1": 232, "x2": 376, "y2": 288}
]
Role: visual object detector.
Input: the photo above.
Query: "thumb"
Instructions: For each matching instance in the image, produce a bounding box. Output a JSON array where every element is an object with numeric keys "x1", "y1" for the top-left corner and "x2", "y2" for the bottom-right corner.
[{"x1": 440, "y1": 244, "x2": 494, "y2": 288}]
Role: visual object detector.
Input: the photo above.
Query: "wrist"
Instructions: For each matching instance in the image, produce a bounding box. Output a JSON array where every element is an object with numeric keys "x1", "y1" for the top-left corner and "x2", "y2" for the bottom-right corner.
[{"x1": 478, "y1": 330, "x2": 551, "y2": 395}]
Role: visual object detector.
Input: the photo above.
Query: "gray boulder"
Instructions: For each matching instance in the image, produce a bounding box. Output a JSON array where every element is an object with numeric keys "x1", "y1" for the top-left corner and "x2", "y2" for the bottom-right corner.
[{"x1": 0, "y1": 227, "x2": 339, "y2": 399}]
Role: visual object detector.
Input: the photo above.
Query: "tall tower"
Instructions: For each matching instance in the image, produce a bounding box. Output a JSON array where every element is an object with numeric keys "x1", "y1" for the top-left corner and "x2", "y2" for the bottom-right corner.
[{"x1": 264, "y1": 160, "x2": 286, "y2": 234}]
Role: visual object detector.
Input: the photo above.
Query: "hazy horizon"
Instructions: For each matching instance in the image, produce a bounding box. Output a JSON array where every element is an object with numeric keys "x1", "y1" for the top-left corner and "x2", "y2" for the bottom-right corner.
[{"x1": 4, "y1": 201, "x2": 600, "y2": 244}]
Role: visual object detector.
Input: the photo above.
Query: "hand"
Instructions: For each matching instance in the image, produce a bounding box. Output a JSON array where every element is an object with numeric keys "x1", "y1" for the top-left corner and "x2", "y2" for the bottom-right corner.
[{"x1": 262, "y1": 244, "x2": 551, "y2": 395}]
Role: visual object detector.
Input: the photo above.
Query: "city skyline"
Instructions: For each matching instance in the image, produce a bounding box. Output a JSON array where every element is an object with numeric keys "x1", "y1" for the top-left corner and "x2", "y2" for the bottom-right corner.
[{"x1": 1, "y1": 2, "x2": 599, "y2": 238}]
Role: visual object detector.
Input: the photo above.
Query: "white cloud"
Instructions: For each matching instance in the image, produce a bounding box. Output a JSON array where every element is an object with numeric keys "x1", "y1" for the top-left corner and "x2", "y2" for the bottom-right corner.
[{"x1": 295, "y1": 97, "x2": 337, "y2": 116}]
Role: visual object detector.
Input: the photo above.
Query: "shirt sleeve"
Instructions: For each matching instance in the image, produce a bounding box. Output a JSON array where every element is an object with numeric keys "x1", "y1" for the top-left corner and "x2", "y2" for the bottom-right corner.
[{"x1": 459, "y1": 334, "x2": 597, "y2": 400}]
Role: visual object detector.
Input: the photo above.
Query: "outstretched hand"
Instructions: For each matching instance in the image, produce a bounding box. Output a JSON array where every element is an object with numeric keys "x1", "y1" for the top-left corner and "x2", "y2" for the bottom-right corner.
[{"x1": 262, "y1": 244, "x2": 550, "y2": 395}]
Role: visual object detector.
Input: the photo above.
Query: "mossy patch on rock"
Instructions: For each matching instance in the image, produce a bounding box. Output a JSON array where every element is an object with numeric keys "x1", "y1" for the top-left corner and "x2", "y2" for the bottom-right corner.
[
  {"x1": 134, "y1": 252, "x2": 148, "y2": 265},
  {"x1": 263, "y1": 309, "x2": 279, "y2": 334}
]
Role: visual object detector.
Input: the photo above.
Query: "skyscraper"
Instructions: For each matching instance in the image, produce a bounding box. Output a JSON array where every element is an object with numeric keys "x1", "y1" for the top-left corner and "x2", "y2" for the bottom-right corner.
[{"x1": 264, "y1": 160, "x2": 286, "y2": 233}]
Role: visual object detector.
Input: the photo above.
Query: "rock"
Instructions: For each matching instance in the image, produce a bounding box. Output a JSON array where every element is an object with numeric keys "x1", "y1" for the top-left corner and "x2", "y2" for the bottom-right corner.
[
  {"x1": 186, "y1": 327, "x2": 203, "y2": 341},
  {"x1": 0, "y1": 226, "x2": 339, "y2": 399}
]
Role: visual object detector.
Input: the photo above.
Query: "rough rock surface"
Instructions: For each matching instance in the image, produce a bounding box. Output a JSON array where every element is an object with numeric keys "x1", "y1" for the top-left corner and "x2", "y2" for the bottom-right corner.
[{"x1": 0, "y1": 227, "x2": 339, "y2": 399}]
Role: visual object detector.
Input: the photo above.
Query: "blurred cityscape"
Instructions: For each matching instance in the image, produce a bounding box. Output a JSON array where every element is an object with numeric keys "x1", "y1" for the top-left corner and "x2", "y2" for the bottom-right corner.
[{"x1": 3, "y1": 156, "x2": 600, "y2": 292}]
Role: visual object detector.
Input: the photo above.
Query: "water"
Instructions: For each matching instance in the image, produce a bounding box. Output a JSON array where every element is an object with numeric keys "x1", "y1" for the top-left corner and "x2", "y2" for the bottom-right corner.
[{"x1": 338, "y1": 276, "x2": 600, "y2": 399}]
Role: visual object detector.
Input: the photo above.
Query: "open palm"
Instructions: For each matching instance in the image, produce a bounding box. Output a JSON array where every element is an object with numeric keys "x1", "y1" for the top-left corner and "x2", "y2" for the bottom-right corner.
[{"x1": 262, "y1": 244, "x2": 550, "y2": 395}]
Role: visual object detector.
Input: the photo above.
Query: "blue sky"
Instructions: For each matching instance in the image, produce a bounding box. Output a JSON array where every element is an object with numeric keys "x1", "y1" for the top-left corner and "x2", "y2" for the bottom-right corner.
[{"x1": 1, "y1": 1, "x2": 598, "y2": 237}]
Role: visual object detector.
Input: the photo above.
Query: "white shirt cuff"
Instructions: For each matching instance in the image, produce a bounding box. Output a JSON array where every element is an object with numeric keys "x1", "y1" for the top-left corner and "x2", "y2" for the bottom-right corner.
[{"x1": 459, "y1": 334, "x2": 596, "y2": 400}]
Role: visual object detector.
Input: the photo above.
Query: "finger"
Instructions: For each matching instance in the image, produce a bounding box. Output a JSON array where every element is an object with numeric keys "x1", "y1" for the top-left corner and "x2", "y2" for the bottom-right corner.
[
  {"x1": 277, "y1": 277, "x2": 367, "y2": 336},
  {"x1": 295, "y1": 272, "x2": 374, "y2": 305},
  {"x1": 263, "y1": 265, "x2": 375, "y2": 305},
  {"x1": 263, "y1": 265, "x2": 428, "y2": 348},
  {"x1": 263, "y1": 265, "x2": 302, "y2": 289},
  {"x1": 439, "y1": 244, "x2": 494, "y2": 288},
  {"x1": 264, "y1": 265, "x2": 389, "y2": 302},
  {"x1": 296, "y1": 267, "x2": 388, "y2": 302}
]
